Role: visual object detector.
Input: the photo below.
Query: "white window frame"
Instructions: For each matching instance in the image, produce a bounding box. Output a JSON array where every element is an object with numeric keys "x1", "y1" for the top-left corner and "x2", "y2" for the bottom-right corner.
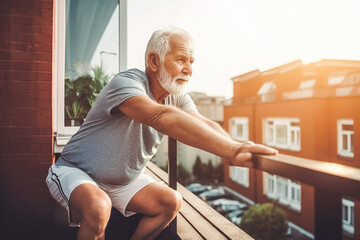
[
  {"x1": 266, "y1": 173, "x2": 276, "y2": 198},
  {"x1": 289, "y1": 181, "x2": 301, "y2": 210},
  {"x1": 337, "y1": 119, "x2": 354, "y2": 158},
  {"x1": 54, "y1": 0, "x2": 127, "y2": 151},
  {"x1": 264, "y1": 173, "x2": 301, "y2": 211},
  {"x1": 264, "y1": 118, "x2": 301, "y2": 151},
  {"x1": 229, "y1": 117, "x2": 249, "y2": 141},
  {"x1": 342, "y1": 198, "x2": 355, "y2": 234},
  {"x1": 229, "y1": 117, "x2": 250, "y2": 188},
  {"x1": 230, "y1": 166, "x2": 249, "y2": 188}
]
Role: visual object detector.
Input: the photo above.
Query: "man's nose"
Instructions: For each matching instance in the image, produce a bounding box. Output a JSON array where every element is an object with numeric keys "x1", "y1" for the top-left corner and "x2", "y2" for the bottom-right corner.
[{"x1": 183, "y1": 63, "x2": 192, "y2": 76}]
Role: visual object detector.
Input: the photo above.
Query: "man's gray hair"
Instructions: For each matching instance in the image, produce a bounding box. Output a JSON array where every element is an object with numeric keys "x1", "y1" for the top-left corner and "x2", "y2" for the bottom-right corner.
[{"x1": 145, "y1": 26, "x2": 193, "y2": 68}]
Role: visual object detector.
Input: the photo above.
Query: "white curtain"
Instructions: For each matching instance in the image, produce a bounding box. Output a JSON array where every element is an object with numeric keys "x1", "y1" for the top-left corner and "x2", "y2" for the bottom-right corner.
[{"x1": 65, "y1": 0, "x2": 118, "y2": 80}]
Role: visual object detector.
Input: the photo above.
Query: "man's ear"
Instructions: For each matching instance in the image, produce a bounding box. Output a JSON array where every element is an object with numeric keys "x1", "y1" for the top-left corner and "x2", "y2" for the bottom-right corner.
[{"x1": 148, "y1": 52, "x2": 160, "y2": 72}]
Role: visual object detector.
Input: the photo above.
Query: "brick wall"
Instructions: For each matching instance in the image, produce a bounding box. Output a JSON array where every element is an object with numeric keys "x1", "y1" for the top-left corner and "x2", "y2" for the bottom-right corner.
[{"x1": 0, "y1": 0, "x2": 55, "y2": 238}]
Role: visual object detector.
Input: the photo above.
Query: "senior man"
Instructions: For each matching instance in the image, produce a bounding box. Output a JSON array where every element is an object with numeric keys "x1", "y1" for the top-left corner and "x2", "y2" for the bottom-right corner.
[{"x1": 46, "y1": 26, "x2": 277, "y2": 240}]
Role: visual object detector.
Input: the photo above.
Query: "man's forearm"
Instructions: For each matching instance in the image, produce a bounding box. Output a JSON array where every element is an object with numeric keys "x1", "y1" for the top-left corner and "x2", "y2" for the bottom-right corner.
[
  {"x1": 207, "y1": 120, "x2": 230, "y2": 139},
  {"x1": 152, "y1": 107, "x2": 240, "y2": 161},
  {"x1": 120, "y1": 96, "x2": 277, "y2": 167},
  {"x1": 188, "y1": 111, "x2": 230, "y2": 139}
]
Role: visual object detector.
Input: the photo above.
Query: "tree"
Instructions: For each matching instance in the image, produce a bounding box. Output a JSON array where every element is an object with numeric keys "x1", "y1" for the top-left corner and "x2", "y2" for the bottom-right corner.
[
  {"x1": 213, "y1": 162, "x2": 224, "y2": 183},
  {"x1": 206, "y1": 159, "x2": 214, "y2": 180},
  {"x1": 177, "y1": 163, "x2": 191, "y2": 185},
  {"x1": 240, "y1": 202, "x2": 288, "y2": 240},
  {"x1": 192, "y1": 156, "x2": 202, "y2": 180}
]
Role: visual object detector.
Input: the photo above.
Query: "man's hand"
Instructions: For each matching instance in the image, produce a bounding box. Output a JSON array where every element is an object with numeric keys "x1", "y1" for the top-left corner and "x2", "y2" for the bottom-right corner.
[{"x1": 231, "y1": 141, "x2": 278, "y2": 168}]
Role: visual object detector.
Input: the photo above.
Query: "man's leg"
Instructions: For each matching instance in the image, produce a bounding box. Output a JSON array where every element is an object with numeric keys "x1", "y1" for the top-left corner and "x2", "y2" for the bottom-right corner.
[
  {"x1": 69, "y1": 184, "x2": 112, "y2": 240},
  {"x1": 126, "y1": 182, "x2": 182, "y2": 240}
]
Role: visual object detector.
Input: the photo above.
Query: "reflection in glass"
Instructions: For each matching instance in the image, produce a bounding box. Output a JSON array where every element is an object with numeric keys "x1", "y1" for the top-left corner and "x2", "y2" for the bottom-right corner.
[{"x1": 64, "y1": 0, "x2": 119, "y2": 126}]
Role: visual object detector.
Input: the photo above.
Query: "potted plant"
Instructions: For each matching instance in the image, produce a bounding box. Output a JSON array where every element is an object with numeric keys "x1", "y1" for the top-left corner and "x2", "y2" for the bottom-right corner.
[
  {"x1": 65, "y1": 100, "x2": 85, "y2": 126},
  {"x1": 64, "y1": 65, "x2": 111, "y2": 126}
]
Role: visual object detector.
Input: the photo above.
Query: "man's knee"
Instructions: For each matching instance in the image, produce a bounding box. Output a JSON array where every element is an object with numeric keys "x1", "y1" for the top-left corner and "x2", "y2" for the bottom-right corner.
[
  {"x1": 161, "y1": 190, "x2": 182, "y2": 218},
  {"x1": 70, "y1": 184, "x2": 112, "y2": 235},
  {"x1": 81, "y1": 196, "x2": 112, "y2": 234}
]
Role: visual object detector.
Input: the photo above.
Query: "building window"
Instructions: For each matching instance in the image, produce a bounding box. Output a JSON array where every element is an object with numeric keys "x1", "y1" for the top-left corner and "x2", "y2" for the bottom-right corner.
[
  {"x1": 54, "y1": 0, "x2": 127, "y2": 151},
  {"x1": 230, "y1": 117, "x2": 249, "y2": 141},
  {"x1": 264, "y1": 173, "x2": 301, "y2": 211},
  {"x1": 299, "y1": 79, "x2": 316, "y2": 89},
  {"x1": 264, "y1": 118, "x2": 300, "y2": 151},
  {"x1": 229, "y1": 117, "x2": 249, "y2": 188},
  {"x1": 257, "y1": 81, "x2": 276, "y2": 102},
  {"x1": 337, "y1": 119, "x2": 354, "y2": 158},
  {"x1": 230, "y1": 167, "x2": 249, "y2": 188},
  {"x1": 342, "y1": 199, "x2": 355, "y2": 234}
]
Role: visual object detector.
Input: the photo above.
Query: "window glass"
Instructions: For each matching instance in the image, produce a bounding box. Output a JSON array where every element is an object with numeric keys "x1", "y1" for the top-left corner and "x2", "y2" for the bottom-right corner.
[
  {"x1": 297, "y1": 131, "x2": 300, "y2": 145},
  {"x1": 342, "y1": 135, "x2": 348, "y2": 150},
  {"x1": 267, "y1": 127, "x2": 274, "y2": 143},
  {"x1": 338, "y1": 119, "x2": 354, "y2": 157},
  {"x1": 342, "y1": 124, "x2": 353, "y2": 131},
  {"x1": 276, "y1": 177, "x2": 288, "y2": 199},
  {"x1": 296, "y1": 189, "x2": 300, "y2": 201},
  {"x1": 268, "y1": 178, "x2": 274, "y2": 193},
  {"x1": 264, "y1": 118, "x2": 300, "y2": 151},
  {"x1": 237, "y1": 124, "x2": 243, "y2": 137},
  {"x1": 64, "y1": 0, "x2": 119, "y2": 126},
  {"x1": 230, "y1": 117, "x2": 249, "y2": 141},
  {"x1": 276, "y1": 125, "x2": 288, "y2": 144},
  {"x1": 342, "y1": 199, "x2": 355, "y2": 234},
  {"x1": 265, "y1": 173, "x2": 301, "y2": 210},
  {"x1": 342, "y1": 205, "x2": 348, "y2": 220},
  {"x1": 230, "y1": 166, "x2": 249, "y2": 187}
]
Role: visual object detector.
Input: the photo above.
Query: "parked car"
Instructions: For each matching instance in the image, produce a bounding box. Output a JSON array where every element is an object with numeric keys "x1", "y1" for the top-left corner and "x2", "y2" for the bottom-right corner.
[
  {"x1": 209, "y1": 198, "x2": 244, "y2": 208},
  {"x1": 198, "y1": 188, "x2": 227, "y2": 201},
  {"x1": 185, "y1": 183, "x2": 212, "y2": 195},
  {"x1": 285, "y1": 223, "x2": 292, "y2": 236},
  {"x1": 213, "y1": 199, "x2": 248, "y2": 215},
  {"x1": 225, "y1": 209, "x2": 245, "y2": 225}
]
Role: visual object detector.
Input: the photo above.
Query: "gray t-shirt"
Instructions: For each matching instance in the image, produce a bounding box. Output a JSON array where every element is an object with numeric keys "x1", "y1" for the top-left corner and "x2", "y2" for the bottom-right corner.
[{"x1": 56, "y1": 68, "x2": 197, "y2": 185}]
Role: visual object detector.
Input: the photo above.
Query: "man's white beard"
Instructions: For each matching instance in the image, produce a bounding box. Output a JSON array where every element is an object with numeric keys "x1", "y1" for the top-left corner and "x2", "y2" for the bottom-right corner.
[{"x1": 158, "y1": 62, "x2": 190, "y2": 95}]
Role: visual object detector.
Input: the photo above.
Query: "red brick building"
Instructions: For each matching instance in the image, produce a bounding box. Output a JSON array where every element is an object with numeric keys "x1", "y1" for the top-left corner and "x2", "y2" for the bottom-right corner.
[
  {"x1": 0, "y1": 0, "x2": 55, "y2": 238},
  {"x1": 224, "y1": 59, "x2": 360, "y2": 239}
]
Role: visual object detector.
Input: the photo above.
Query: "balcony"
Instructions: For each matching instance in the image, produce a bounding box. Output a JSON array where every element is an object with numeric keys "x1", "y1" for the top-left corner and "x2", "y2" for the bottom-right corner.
[
  {"x1": 160, "y1": 138, "x2": 360, "y2": 240},
  {"x1": 50, "y1": 138, "x2": 359, "y2": 240},
  {"x1": 145, "y1": 161, "x2": 252, "y2": 240}
]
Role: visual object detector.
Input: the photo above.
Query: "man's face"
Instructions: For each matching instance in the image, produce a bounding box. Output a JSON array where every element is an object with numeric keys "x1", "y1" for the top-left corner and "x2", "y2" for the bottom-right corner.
[{"x1": 158, "y1": 35, "x2": 194, "y2": 95}]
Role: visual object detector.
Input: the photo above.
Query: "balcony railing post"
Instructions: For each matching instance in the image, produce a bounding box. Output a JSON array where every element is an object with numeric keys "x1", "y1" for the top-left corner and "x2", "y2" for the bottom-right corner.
[
  {"x1": 168, "y1": 137, "x2": 177, "y2": 239},
  {"x1": 314, "y1": 189, "x2": 342, "y2": 240}
]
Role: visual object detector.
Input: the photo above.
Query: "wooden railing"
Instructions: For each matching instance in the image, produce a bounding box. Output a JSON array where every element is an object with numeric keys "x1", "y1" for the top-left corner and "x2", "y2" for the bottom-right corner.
[
  {"x1": 166, "y1": 138, "x2": 360, "y2": 240},
  {"x1": 253, "y1": 153, "x2": 360, "y2": 240}
]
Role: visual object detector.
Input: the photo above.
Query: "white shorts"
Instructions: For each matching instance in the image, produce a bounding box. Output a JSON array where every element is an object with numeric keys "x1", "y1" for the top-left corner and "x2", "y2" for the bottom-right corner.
[{"x1": 46, "y1": 164, "x2": 157, "y2": 227}]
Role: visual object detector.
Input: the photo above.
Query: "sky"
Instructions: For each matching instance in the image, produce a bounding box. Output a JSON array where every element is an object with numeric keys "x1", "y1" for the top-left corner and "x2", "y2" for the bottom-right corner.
[{"x1": 97, "y1": 0, "x2": 360, "y2": 99}]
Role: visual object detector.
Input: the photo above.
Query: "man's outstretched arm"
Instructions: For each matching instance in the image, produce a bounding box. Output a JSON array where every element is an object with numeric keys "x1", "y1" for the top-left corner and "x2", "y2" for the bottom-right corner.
[
  {"x1": 188, "y1": 111, "x2": 230, "y2": 139},
  {"x1": 186, "y1": 110, "x2": 274, "y2": 166},
  {"x1": 119, "y1": 96, "x2": 277, "y2": 167}
]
